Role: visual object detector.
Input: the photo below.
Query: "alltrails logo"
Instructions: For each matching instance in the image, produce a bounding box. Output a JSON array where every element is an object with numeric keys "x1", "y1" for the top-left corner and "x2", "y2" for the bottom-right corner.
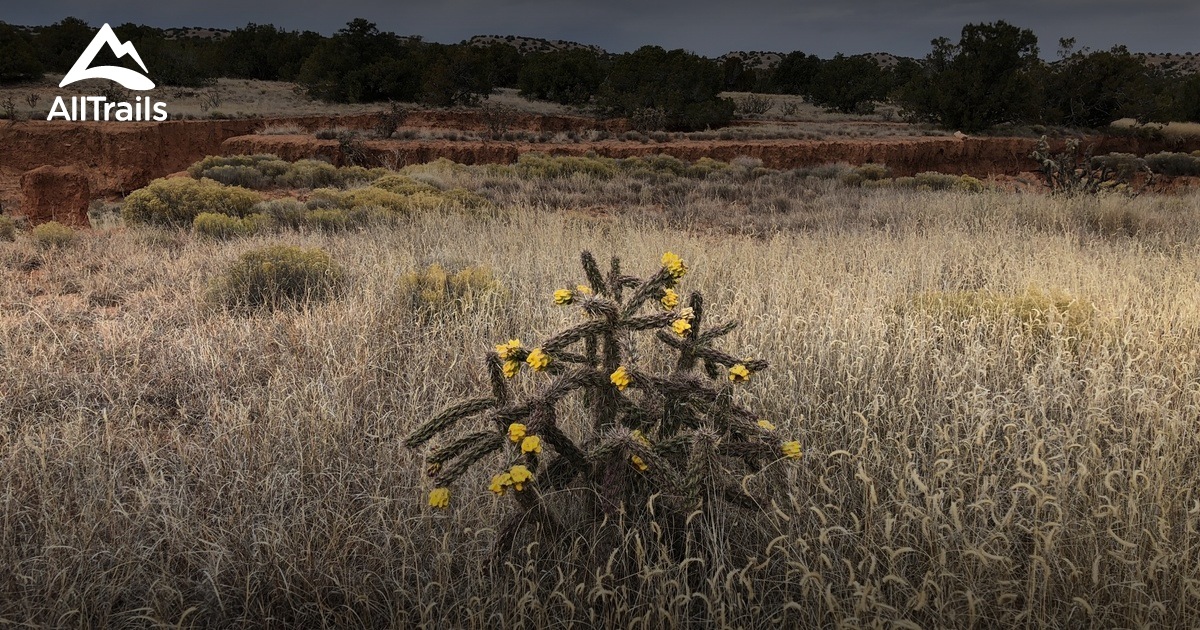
[{"x1": 47, "y1": 23, "x2": 169, "y2": 122}]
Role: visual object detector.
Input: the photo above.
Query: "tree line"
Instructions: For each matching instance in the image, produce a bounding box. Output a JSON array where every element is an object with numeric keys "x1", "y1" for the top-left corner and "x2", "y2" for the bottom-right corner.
[{"x1": 1, "y1": 17, "x2": 1197, "y2": 131}]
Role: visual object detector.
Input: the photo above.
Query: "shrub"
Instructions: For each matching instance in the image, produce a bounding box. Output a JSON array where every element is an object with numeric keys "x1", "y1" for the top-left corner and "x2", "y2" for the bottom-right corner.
[
  {"x1": 854, "y1": 163, "x2": 891, "y2": 181},
  {"x1": 252, "y1": 199, "x2": 308, "y2": 229},
  {"x1": 1091, "y1": 153, "x2": 1148, "y2": 183},
  {"x1": 186, "y1": 155, "x2": 380, "y2": 191},
  {"x1": 31, "y1": 221, "x2": 75, "y2": 248},
  {"x1": 515, "y1": 153, "x2": 617, "y2": 180},
  {"x1": 340, "y1": 187, "x2": 412, "y2": 213},
  {"x1": 735, "y1": 94, "x2": 772, "y2": 116},
  {"x1": 437, "y1": 188, "x2": 491, "y2": 211},
  {"x1": 405, "y1": 251, "x2": 795, "y2": 554},
  {"x1": 397, "y1": 262, "x2": 502, "y2": 317},
  {"x1": 275, "y1": 159, "x2": 344, "y2": 189},
  {"x1": 122, "y1": 178, "x2": 262, "y2": 226},
  {"x1": 1144, "y1": 152, "x2": 1200, "y2": 177},
  {"x1": 188, "y1": 155, "x2": 290, "y2": 181},
  {"x1": 193, "y1": 212, "x2": 271, "y2": 239},
  {"x1": 0, "y1": 215, "x2": 16, "y2": 241},
  {"x1": 302, "y1": 208, "x2": 352, "y2": 232},
  {"x1": 197, "y1": 165, "x2": 272, "y2": 189},
  {"x1": 210, "y1": 244, "x2": 344, "y2": 311},
  {"x1": 685, "y1": 157, "x2": 732, "y2": 178},
  {"x1": 371, "y1": 174, "x2": 440, "y2": 195},
  {"x1": 898, "y1": 172, "x2": 986, "y2": 192}
]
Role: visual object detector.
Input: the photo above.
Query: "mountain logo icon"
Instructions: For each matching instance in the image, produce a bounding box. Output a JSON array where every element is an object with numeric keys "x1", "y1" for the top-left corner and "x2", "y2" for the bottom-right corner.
[{"x1": 59, "y1": 23, "x2": 155, "y2": 91}]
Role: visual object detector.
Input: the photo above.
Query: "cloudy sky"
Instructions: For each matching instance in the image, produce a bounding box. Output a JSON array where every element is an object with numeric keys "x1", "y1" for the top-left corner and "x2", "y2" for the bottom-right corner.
[{"x1": 3, "y1": 0, "x2": 1198, "y2": 58}]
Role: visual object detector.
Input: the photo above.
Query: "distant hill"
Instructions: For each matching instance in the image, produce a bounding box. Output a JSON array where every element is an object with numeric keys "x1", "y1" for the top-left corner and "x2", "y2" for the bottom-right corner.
[
  {"x1": 467, "y1": 35, "x2": 606, "y2": 56},
  {"x1": 162, "y1": 27, "x2": 231, "y2": 40},
  {"x1": 1134, "y1": 52, "x2": 1200, "y2": 76},
  {"x1": 718, "y1": 50, "x2": 914, "y2": 70},
  {"x1": 717, "y1": 51, "x2": 783, "y2": 69}
]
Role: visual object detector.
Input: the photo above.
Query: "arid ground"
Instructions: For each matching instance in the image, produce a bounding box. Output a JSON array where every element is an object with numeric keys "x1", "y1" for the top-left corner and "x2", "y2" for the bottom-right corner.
[{"x1": 1, "y1": 81, "x2": 1200, "y2": 627}]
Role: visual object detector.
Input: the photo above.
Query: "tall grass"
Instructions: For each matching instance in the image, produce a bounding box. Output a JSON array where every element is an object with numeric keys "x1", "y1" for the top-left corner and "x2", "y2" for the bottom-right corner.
[{"x1": 0, "y1": 187, "x2": 1199, "y2": 626}]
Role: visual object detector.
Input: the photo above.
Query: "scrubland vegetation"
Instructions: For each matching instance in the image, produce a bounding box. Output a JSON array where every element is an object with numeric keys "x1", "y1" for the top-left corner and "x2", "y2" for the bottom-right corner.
[{"x1": 1, "y1": 154, "x2": 1199, "y2": 626}]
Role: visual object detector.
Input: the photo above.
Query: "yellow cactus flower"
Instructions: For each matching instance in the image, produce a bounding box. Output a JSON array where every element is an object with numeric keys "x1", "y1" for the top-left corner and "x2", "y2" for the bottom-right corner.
[
  {"x1": 631, "y1": 455, "x2": 649, "y2": 471},
  {"x1": 678, "y1": 307, "x2": 695, "y2": 321},
  {"x1": 526, "y1": 348, "x2": 550, "y2": 371},
  {"x1": 521, "y1": 435, "x2": 542, "y2": 454},
  {"x1": 495, "y1": 338, "x2": 522, "y2": 360},
  {"x1": 509, "y1": 464, "x2": 533, "y2": 491},
  {"x1": 672, "y1": 319, "x2": 692, "y2": 337},
  {"x1": 729, "y1": 363, "x2": 750, "y2": 382},
  {"x1": 489, "y1": 472, "x2": 513, "y2": 496},
  {"x1": 661, "y1": 288, "x2": 680, "y2": 309},
  {"x1": 508, "y1": 423, "x2": 527, "y2": 443},
  {"x1": 782, "y1": 441, "x2": 802, "y2": 459},
  {"x1": 553, "y1": 289, "x2": 574, "y2": 305},
  {"x1": 757, "y1": 419, "x2": 776, "y2": 431},
  {"x1": 576, "y1": 284, "x2": 593, "y2": 295},
  {"x1": 502, "y1": 360, "x2": 520, "y2": 379},
  {"x1": 661, "y1": 251, "x2": 688, "y2": 279},
  {"x1": 610, "y1": 366, "x2": 632, "y2": 391},
  {"x1": 428, "y1": 487, "x2": 450, "y2": 509},
  {"x1": 631, "y1": 429, "x2": 651, "y2": 446}
]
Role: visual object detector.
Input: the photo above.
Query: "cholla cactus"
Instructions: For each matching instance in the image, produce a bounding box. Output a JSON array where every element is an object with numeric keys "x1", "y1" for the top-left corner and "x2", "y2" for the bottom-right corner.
[{"x1": 405, "y1": 251, "x2": 800, "y2": 548}]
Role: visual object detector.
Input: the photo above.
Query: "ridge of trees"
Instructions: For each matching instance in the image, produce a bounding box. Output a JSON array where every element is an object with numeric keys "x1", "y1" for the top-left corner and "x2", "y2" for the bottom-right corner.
[{"x1": 2, "y1": 17, "x2": 1197, "y2": 130}]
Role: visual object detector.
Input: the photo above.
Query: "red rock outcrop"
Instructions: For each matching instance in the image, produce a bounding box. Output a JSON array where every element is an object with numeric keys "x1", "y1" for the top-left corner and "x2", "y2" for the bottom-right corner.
[{"x1": 19, "y1": 165, "x2": 91, "y2": 226}]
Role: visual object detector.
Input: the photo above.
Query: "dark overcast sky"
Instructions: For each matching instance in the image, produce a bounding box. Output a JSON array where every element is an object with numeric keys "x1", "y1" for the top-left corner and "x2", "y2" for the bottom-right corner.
[{"x1": 3, "y1": 0, "x2": 1198, "y2": 58}]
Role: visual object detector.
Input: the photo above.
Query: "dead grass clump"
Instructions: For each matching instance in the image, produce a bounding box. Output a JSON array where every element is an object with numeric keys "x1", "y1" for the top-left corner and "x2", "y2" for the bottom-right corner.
[
  {"x1": 192, "y1": 212, "x2": 271, "y2": 240},
  {"x1": 0, "y1": 215, "x2": 16, "y2": 241},
  {"x1": 899, "y1": 285, "x2": 1097, "y2": 339}
]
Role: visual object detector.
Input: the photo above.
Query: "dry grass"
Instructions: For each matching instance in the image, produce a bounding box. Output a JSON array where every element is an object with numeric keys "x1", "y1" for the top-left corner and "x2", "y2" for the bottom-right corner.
[
  {"x1": 1, "y1": 176, "x2": 1200, "y2": 626},
  {"x1": 1111, "y1": 118, "x2": 1200, "y2": 139}
]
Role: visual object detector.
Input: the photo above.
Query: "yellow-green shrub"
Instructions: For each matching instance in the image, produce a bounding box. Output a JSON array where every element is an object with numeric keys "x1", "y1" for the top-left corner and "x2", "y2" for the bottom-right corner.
[
  {"x1": 371, "y1": 174, "x2": 439, "y2": 196},
  {"x1": 685, "y1": 157, "x2": 731, "y2": 178},
  {"x1": 905, "y1": 172, "x2": 986, "y2": 192},
  {"x1": 210, "y1": 244, "x2": 344, "y2": 311},
  {"x1": 253, "y1": 199, "x2": 307, "y2": 229},
  {"x1": 515, "y1": 153, "x2": 617, "y2": 180},
  {"x1": 398, "y1": 157, "x2": 466, "y2": 180},
  {"x1": 340, "y1": 187, "x2": 412, "y2": 213},
  {"x1": 302, "y1": 208, "x2": 352, "y2": 232},
  {"x1": 398, "y1": 263, "x2": 502, "y2": 315},
  {"x1": 31, "y1": 221, "x2": 75, "y2": 248},
  {"x1": 439, "y1": 188, "x2": 491, "y2": 211},
  {"x1": 122, "y1": 178, "x2": 262, "y2": 226}
]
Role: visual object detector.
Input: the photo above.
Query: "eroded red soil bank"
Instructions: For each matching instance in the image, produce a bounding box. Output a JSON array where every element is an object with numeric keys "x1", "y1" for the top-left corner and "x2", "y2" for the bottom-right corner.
[{"x1": 3, "y1": 111, "x2": 1198, "y2": 214}]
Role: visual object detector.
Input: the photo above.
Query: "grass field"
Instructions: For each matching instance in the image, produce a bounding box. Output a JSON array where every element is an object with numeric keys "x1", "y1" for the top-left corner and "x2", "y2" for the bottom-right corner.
[{"x1": 2, "y1": 164, "x2": 1200, "y2": 626}]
